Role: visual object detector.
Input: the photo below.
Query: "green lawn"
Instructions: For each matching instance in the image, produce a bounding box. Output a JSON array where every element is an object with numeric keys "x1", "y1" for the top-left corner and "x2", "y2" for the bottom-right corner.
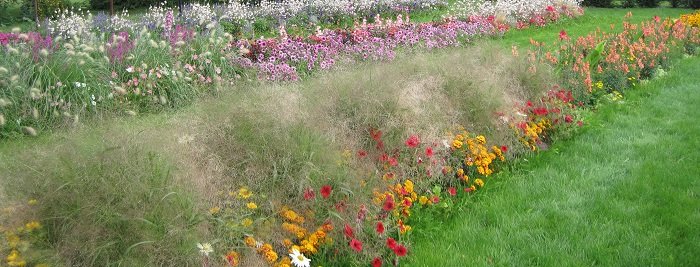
[
  {"x1": 499, "y1": 8, "x2": 691, "y2": 47},
  {"x1": 407, "y1": 53, "x2": 700, "y2": 266}
]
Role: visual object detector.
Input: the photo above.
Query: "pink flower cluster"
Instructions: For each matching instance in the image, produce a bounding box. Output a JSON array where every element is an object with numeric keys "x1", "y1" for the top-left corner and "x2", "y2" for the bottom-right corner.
[{"x1": 234, "y1": 17, "x2": 495, "y2": 81}]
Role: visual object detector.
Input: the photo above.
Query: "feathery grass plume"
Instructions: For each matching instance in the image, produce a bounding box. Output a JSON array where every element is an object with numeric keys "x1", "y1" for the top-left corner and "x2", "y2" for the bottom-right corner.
[
  {"x1": 32, "y1": 108, "x2": 39, "y2": 119},
  {"x1": 0, "y1": 98, "x2": 11, "y2": 108},
  {"x1": 125, "y1": 110, "x2": 137, "y2": 116},
  {"x1": 73, "y1": 115, "x2": 80, "y2": 126},
  {"x1": 22, "y1": 126, "x2": 37, "y2": 136},
  {"x1": 0, "y1": 67, "x2": 8, "y2": 75},
  {"x1": 10, "y1": 75, "x2": 19, "y2": 83},
  {"x1": 159, "y1": 95, "x2": 168, "y2": 105},
  {"x1": 30, "y1": 88, "x2": 42, "y2": 99},
  {"x1": 149, "y1": 40, "x2": 159, "y2": 49},
  {"x1": 0, "y1": 114, "x2": 5, "y2": 126},
  {"x1": 11, "y1": 27, "x2": 21, "y2": 33},
  {"x1": 114, "y1": 86, "x2": 127, "y2": 95}
]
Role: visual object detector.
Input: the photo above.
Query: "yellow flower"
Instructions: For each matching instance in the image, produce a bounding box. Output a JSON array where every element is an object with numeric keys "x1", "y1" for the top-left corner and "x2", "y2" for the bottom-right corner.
[
  {"x1": 476, "y1": 135, "x2": 486, "y2": 145},
  {"x1": 419, "y1": 196, "x2": 429, "y2": 205},
  {"x1": 404, "y1": 179, "x2": 414, "y2": 193},
  {"x1": 241, "y1": 218, "x2": 253, "y2": 227},
  {"x1": 452, "y1": 139, "x2": 463, "y2": 149},
  {"x1": 238, "y1": 187, "x2": 253, "y2": 199},
  {"x1": 475, "y1": 178, "x2": 485, "y2": 187},
  {"x1": 246, "y1": 202, "x2": 258, "y2": 210},
  {"x1": 469, "y1": 185, "x2": 476, "y2": 191},
  {"x1": 209, "y1": 206, "x2": 221, "y2": 215},
  {"x1": 225, "y1": 251, "x2": 240, "y2": 266},
  {"x1": 244, "y1": 236, "x2": 257, "y2": 248},
  {"x1": 27, "y1": 199, "x2": 38, "y2": 206},
  {"x1": 24, "y1": 221, "x2": 41, "y2": 231}
]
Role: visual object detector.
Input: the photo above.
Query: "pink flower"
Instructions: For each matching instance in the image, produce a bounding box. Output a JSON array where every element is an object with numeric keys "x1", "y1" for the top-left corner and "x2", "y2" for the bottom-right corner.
[
  {"x1": 559, "y1": 30, "x2": 569, "y2": 41},
  {"x1": 344, "y1": 224, "x2": 354, "y2": 238},
  {"x1": 405, "y1": 135, "x2": 420, "y2": 148},
  {"x1": 303, "y1": 188, "x2": 315, "y2": 200},
  {"x1": 448, "y1": 187, "x2": 457, "y2": 196},
  {"x1": 349, "y1": 239, "x2": 363, "y2": 252},
  {"x1": 425, "y1": 147, "x2": 434, "y2": 157},
  {"x1": 565, "y1": 114, "x2": 573, "y2": 123}
]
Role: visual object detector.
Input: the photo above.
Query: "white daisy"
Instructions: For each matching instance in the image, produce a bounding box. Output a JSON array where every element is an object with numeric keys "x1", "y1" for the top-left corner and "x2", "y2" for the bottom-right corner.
[
  {"x1": 196, "y1": 242, "x2": 213, "y2": 256},
  {"x1": 289, "y1": 248, "x2": 311, "y2": 267}
]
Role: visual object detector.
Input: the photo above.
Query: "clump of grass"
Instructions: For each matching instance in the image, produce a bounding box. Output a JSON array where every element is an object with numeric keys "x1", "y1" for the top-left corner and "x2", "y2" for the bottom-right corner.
[{"x1": 0, "y1": 140, "x2": 203, "y2": 266}]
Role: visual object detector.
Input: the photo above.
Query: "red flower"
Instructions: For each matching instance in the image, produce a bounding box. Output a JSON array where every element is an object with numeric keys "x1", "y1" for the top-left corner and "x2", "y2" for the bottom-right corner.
[
  {"x1": 546, "y1": 5, "x2": 555, "y2": 12},
  {"x1": 383, "y1": 196, "x2": 395, "y2": 211},
  {"x1": 533, "y1": 107, "x2": 549, "y2": 116},
  {"x1": 559, "y1": 30, "x2": 569, "y2": 40},
  {"x1": 370, "y1": 128, "x2": 382, "y2": 141},
  {"x1": 320, "y1": 185, "x2": 332, "y2": 199},
  {"x1": 402, "y1": 198, "x2": 412, "y2": 207},
  {"x1": 376, "y1": 140, "x2": 385, "y2": 150},
  {"x1": 405, "y1": 135, "x2": 420, "y2": 148},
  {"x1": 565, "y1": 114, "x2": 573, "y2": 123},
  {"x1": 376, "y1": 221, "x2": 385, "y2": 234},
  {"x1": 577, "y1": 121, "x2": 583, "y2": 127},
  {"x1": 448, "y1": 187, "x2": 457, "y2": 196},
  {"x1": 393, "y1": 244, "x2": 408, "y2": 257},
  {"x1": 357, "y1": 149, "x2": 368, "y2": 158},
  {"x1": 431, "y1": 195, "x2": 440, "y2": 204},
  {"x1": 349, "y1": 239, "x2": 363, "y2": 252},
  {"x1": 344, "y1": 224, "x2": 354, "y2": 238},
  {"x1": 379, "y1": 153, "x2": 389, "y2": 162},
  {"x1": 388, "y1": 157, "x2": 398, "y2": 166},
  {"x1": 425, "y1": 147, "x2": 434, "y2": 157},
  {"x1": 303, "y1": 188, "x2": 315, "y2": 200},
  {"x1": 500, "y1": 145, "x2": 508, "y2": 152},
  {"x1": 526, "y1": 100, "x2": 533, "y2": 107},
  {"x1": 386, "y1": 237, "x2": 397, "y2": 249},
  {"x1": 371, "y1": 257, "x2": 382, "y2": 267},
  {"x1": 335, "y1": 201, "x2": 346, "y2": 212},
  {"x1": 464, "y1": 187, "x2": 473, "y2": 193}
]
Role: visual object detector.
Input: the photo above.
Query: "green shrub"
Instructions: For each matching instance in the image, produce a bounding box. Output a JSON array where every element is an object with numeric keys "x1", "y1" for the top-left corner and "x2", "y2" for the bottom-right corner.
[
  {"x1": 221, "y1": 21, "x2": 242, "y2": 37},
  {"x1": 636, "y1": 0, "x2": 659, "y2": 7},
  {"x1": 253, "y1": 18, "x2": 273, "y2": 34},
  {"x1": 21, "y1": 0, "x2": 67, "y2": 20},
  {"x1": 582, "y1": 0, "x2": 613, "y2": 7}
]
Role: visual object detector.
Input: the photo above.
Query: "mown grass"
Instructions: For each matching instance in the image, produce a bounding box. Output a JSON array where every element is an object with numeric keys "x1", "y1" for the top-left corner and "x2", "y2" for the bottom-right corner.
[
  {"x1": 407, "y1": 53, "x2": 700, "y2": 267},
  {"x1": 499, "y1": 7, "x2": 692, "y2": 47}
]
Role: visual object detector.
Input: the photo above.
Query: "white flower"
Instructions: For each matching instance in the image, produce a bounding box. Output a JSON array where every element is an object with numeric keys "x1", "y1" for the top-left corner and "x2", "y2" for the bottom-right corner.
[
  {"x1": 442, "y1": 139, "x2": 450, "y2": 148},
  {"x1": 289, "y1": 248, "x2": 311, "y2": 267},
  {"x1": 126, "y1": 66, "x2": 134, "y2": 73},
  {"x1": 196, "y1": 242, "x2": 213, "y2": 256}
]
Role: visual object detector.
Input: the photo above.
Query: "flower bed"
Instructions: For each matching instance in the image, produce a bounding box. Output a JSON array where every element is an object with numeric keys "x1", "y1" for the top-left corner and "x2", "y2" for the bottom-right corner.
[
  {"x1": 3, "y1": 8, "x2": 700, "y2": 267},
  {"x1": 0, "y1": 3, "x2": 582, "y2": 139},
  {"x1": 194, "y1": 12, "x2": 699, "y2": 267}
]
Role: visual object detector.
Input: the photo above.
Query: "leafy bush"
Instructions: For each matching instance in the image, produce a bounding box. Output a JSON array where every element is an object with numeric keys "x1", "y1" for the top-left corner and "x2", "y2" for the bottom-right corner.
[
  {"x1": 636, "y1": 0, "x2": 660, "y2": 7},
  {"x1": 21, "y1": 0, "x2": 67, "y2": 19},
  {"x1": 582, "y1": 0, "x2": 613, "y2": 7},
  {"x1": 90, "y1": 0, "x2": 161, "y2": 10}
]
